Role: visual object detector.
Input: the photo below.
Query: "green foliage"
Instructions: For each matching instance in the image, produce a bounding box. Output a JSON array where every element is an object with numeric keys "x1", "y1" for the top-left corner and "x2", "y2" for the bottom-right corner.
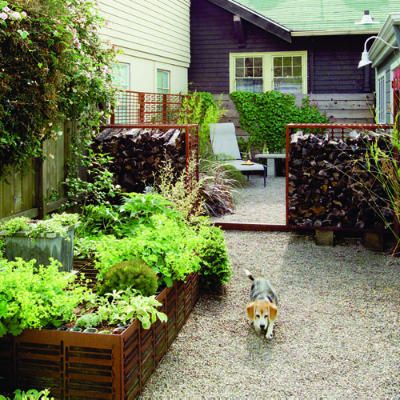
[
  {"x1": 64, "y1": 151, "x2": 122, "y2": 209},
  {"x1": 155, "y1": 160, "x2": 204, "y2": 220},
  {"x1": 98, "y1": 259, "x2": 159, "y2": 296},
  {"x1": 0, "y1": 388, "x2": 53, "y2": 400},
  {"x1": 230, "y1": 91, "x2": 328, "y2": 152},
  {"x1": 178, "y1": 92, "x2": 224, "y2": 156},
  {"x1": 195, "y1": 222, "x2": 232, "y2": 290},
  {"x1": 0, "y1": 213, "x2": 79, "y2": 238},
  {"x1": 78, "y1": 288, "x2": 167, "y2": 330},
  {"x1": 0, "y1": 258, "x2": 87, "y2": 337},
  {"x1": 94, "y1": 216, "x2": 201, "y2": 287},
  {"x1": 0, "y1": 0, "x2": 115, "y2": 172},
  {"x1": 218, "y1": 163, "x2": 248, "y2": 188},
  {"x1": 74, "y1": 313, "x2": 102, "y2": 329}
]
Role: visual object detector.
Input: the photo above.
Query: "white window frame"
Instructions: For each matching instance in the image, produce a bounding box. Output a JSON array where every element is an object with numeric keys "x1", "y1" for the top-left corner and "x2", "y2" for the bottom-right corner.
[
  {"x1": 376, "y1": 72, "x2": 386, "y2": 124},
  {"x1": 229, "y1": 51, "x2": 308, "y2": 94},
  {"x1": 157, "y1": 69, "x2": 171, "y2": 94}
]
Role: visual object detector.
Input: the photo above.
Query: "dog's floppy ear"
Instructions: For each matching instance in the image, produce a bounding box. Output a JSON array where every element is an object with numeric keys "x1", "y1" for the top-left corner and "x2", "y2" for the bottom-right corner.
[
  {"x1": 269, "y1": 303, "x2": 278, "y2": 320},
  {"x1": 246, "y1": 302, "x2": 255, "y2": 320}
]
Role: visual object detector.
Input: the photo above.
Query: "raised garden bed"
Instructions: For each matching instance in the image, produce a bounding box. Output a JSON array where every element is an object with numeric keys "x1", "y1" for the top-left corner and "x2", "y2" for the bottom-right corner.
[{"x1": 0, "y1": 271, "x2": 199, "y2": 399}]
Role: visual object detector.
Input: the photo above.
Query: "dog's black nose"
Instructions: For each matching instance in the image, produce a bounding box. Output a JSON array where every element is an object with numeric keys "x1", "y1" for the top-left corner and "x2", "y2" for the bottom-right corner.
[{"x1": 260, "y1": 324, "x2": 266, "y2": 330}]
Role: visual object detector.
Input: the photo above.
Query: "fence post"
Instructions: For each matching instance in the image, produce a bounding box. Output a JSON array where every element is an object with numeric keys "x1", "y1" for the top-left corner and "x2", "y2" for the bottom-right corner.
[
  {"x1": 162, "y1": 94, "x2": 167, "y2": 124},
  {"x1": 35, "y1": 155, "x2": 46, "y2": 219},
  {"x1": 139, "y1": 92, "x2": 145, "y2": 123}
]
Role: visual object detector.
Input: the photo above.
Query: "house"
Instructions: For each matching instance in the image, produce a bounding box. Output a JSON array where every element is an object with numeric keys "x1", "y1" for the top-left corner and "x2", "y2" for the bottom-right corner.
[
  {"x1": 97, "y1": 0, "x2": 190, "y2": 94},
  {"x1": 189, "y1": 0, "x2": 400, "y2": 124},
  {"x1": 369, "y1": 13, "x2": 400, "y2": 124}
]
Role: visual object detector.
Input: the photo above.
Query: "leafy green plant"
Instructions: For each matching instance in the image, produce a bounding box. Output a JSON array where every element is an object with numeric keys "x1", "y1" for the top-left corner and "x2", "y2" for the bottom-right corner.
[
  {"x1": 94, "y1": 215, "x2": 201, "y2": 287},
  {"x1": 0, "y1": 388, "x2": 54, "y2": 400},
  {"x1": 98, "y1": 259, "x2": 159, "y2": 296},
  {"x1": 78, "y1": 288, "x2": 167, "y2": 330},
  {"x1": 0, "y1": 258, "x2": 88, "y2": 337},
  {"x1": 64, "y1": 151, "x2": 122, "y2": 209},
  {"x1": 178, "y1": 92, "x2": 224, "y2": 156},
  {"x1": 0, "y1": 0, "x2": 115, "y2": 173},
  {"x1": 75, "y1": 313, "x2": 102, "y2": 329},
  {"x1": 0, "y1": 213, "x2": 79, "y2": 238},
  {"x1": 230, "y1": 91, "x2": 328, "y2": 153},
  {"x1": 195, "y1": 221, "x2": 232, "y2": 290}
]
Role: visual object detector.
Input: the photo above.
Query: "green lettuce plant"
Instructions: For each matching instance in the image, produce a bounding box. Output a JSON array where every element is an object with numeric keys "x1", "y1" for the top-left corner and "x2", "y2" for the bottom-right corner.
[
  {"x1": 0, "y1": 388, "x2": 53, "y2": 400},
  {"x1": 0, "y1": 258, "x2": 88, "y2": 337}
]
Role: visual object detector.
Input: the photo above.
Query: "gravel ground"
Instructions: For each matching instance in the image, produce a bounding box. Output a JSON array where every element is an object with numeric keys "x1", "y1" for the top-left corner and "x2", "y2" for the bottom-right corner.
[
  {"x1": 141, "y1": 232, "x2": 400, "y2": 399},
  {"x1": 212, "y1": 176, "x2": 286, "y2": 225}
]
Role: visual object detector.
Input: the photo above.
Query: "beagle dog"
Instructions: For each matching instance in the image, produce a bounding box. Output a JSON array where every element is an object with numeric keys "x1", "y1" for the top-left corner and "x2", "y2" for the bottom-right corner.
[{"x1": 245, "y1": 269, "x2": 278, "y2": 339}]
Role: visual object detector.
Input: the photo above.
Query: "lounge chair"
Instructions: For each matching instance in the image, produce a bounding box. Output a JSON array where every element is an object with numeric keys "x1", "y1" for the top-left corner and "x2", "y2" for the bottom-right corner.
[{"x1": 209, "y1": 122, "x2": 267, "y2": 187}]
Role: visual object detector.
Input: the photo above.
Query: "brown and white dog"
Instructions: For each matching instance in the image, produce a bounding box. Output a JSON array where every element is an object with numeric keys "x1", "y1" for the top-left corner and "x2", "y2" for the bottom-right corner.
[{"x1": 245, "y1": 269, "x2": 278, "y2": 339}]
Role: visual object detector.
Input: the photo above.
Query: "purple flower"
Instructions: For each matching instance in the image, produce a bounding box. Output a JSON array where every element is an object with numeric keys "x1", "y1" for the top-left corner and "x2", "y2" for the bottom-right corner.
[
  {"x1": 0, "y1": 12, "x2": 7, "y2": 20},
  {"x1": 2, "y1": 6, "x2": 10, "y2": 12},
  {"x1": 10, "y1": 11, "x2": 21, "y2": 20}
]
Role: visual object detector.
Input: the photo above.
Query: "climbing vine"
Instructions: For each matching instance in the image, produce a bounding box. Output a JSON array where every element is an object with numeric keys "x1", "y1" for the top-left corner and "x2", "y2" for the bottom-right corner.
[
  {"x1": 0, "y1": 0, "x2": 115, "y2": 173},
  {"x1": 231, "y1": 91, "x2": 328, "y2": 153}
]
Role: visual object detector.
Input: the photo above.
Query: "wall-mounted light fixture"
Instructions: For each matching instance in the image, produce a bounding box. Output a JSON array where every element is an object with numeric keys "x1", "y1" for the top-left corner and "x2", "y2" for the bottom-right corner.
[
  {"x1": 358, "y1": 36, "x2": 399, "y2": 68},
  {"x1": 355, "y1": 10, "x2": 379, "y2": 25}
]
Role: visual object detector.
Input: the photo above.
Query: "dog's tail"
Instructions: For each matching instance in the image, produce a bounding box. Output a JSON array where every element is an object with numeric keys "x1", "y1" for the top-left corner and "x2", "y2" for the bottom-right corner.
[{"x1": 244, "y1": 269, "x2": 254, "y2": 281}]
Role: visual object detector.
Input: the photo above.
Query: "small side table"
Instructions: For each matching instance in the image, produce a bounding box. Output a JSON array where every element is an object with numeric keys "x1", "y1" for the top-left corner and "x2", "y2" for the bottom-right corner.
[{"x1": 254, "y1": 153, "x2": 286, "y2": 177}]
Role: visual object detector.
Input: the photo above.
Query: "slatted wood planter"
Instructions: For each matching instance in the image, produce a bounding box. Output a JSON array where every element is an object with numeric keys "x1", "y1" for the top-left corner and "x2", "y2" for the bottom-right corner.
[{"x1": 0, "y1": 273, "x2": 199, "y2": 399}]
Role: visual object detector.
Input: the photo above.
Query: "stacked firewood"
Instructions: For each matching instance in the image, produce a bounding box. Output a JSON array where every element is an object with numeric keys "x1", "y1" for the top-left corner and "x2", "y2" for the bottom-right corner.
[
  {"x1": 288, "y1": 133, "x2": 392, "y2": 229},
  {"x1": 95, "y1": 128, "x2": 186, "y2": 192}
]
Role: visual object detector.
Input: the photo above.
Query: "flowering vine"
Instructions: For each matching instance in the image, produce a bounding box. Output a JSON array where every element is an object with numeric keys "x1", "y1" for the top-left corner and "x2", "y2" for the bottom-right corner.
[{"x1": 0, "y1": 0, "x2": 116, "y2": 173}]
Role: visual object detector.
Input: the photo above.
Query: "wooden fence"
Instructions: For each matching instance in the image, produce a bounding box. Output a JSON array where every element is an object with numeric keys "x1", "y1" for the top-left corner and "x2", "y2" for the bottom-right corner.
[{"x1": 0, "y1": 122, "x2": 72, "y2": 220}]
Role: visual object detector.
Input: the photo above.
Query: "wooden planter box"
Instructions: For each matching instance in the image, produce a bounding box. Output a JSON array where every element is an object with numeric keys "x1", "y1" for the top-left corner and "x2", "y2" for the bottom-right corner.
[{"x1": 0, "y1": 273, "x2": 199, "y2": 399}]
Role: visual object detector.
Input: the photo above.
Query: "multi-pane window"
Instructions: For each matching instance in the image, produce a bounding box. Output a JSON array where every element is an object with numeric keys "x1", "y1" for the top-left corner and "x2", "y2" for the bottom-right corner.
[
  {"x1": 112, "y1": 62, "x2": 130, "y2": 90},
  {"x1": 235, "y1": 57, "x2": 263, "y2": 93},
  {"x1": 377, "y1": 75, "x2": 385, "y2": 123},
  {"x1": 273, "y1": 56, "x2": 303, "y2": 94},
  {"x1": 157, "y1": 69, "x2": 170, "y2": 94}
]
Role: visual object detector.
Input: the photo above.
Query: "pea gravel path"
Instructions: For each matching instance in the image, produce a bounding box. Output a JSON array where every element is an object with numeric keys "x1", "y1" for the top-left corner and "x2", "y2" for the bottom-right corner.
[{"x1": 141, "y1": 232, "x2": 400, "y2": 399}]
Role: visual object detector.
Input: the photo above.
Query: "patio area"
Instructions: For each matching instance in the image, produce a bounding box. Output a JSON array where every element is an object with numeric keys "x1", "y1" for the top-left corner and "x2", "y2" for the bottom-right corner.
[{"x1": 212, "y1": 176, "x2": 286, "y2": 225}]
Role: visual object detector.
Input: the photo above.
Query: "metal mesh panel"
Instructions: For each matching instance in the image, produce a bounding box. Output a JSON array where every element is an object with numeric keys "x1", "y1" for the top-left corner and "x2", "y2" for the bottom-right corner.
[{"x1": 112, "y1": 91, "x2": 184, "y2": 125}]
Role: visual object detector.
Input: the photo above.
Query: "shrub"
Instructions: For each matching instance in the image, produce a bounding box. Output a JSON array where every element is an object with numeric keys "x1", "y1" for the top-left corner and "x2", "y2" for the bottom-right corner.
[
  {"x1": 230, "y1": 91, "x2": 328, "y2": 153},
  {"x1": 195, "y1": 222, "x2": 232, "y2": 290},
  {"x1": 0, "y1": 258, "x2": 87, "y2": 337},
  {"x1": 98, "y1": 259, "x2": 158, "y2": 296}
]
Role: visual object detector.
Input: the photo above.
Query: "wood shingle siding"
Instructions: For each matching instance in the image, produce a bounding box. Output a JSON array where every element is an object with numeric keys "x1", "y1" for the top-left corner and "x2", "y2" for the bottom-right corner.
[
  {"x1": 98, "y1": 0, "x2": 190, "y2": 67},
  {"x1": 189, "y1": 0, "x2": 372, "y2": 94}
]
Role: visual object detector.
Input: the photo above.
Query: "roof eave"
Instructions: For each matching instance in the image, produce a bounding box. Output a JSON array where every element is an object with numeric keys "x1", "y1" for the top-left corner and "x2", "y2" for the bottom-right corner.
[
  {"x1": 369, "y1": 13, "x2": 400, "y2": 68},
  {"x1": 291, "y1": 29, "x2": 380, "y2": 37},
  {"x1": 207, "y1": 0, "x2": 292, "y2": 43}
]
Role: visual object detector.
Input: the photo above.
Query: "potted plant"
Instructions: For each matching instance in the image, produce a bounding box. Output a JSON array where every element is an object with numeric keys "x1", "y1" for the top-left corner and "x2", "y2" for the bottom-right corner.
[{"x1": 0, "y1": 214, "x2": 79, "y2": 272}]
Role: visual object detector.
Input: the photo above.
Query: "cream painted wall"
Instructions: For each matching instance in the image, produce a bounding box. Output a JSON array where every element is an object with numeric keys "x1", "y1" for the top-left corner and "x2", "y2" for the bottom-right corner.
[{"x1": 98, "y1": 0, "x2": 190, "y2": 94}]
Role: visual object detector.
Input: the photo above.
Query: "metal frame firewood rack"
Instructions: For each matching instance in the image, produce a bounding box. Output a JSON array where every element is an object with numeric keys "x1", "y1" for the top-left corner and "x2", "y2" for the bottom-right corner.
[
  {"x1": 216, "y1": 123, "x2": 393, "y2": 234},
  {"x1": 101, "y1": 123, "x2": 199, "y2": 181}
]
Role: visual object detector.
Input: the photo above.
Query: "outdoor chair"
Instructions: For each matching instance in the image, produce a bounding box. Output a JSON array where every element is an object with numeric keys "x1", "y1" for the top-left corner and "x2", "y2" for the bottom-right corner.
[{"x1": 209, "y1": 123, "x2": 267, "y2": 187}]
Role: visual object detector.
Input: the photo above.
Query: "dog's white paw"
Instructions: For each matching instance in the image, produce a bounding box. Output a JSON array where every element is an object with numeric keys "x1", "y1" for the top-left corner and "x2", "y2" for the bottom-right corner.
[{"x1": 265, "y1": 332, "x2": 273, "y2": 340}]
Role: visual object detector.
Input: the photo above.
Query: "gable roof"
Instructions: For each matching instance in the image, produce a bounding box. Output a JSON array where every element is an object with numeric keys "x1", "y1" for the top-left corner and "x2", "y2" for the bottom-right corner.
[
  {"x1": 215, "y1": 0, "x2": 400, "y2": 37},
  {"x1": 208, "y1": 0, "x2": 291, "y2": 42}
]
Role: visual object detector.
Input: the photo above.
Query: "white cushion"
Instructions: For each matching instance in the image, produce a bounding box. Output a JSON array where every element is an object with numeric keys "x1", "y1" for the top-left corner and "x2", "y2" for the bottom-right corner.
[{"x1": 209, "y1": 123, "x2": 241, "y2": 160}]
